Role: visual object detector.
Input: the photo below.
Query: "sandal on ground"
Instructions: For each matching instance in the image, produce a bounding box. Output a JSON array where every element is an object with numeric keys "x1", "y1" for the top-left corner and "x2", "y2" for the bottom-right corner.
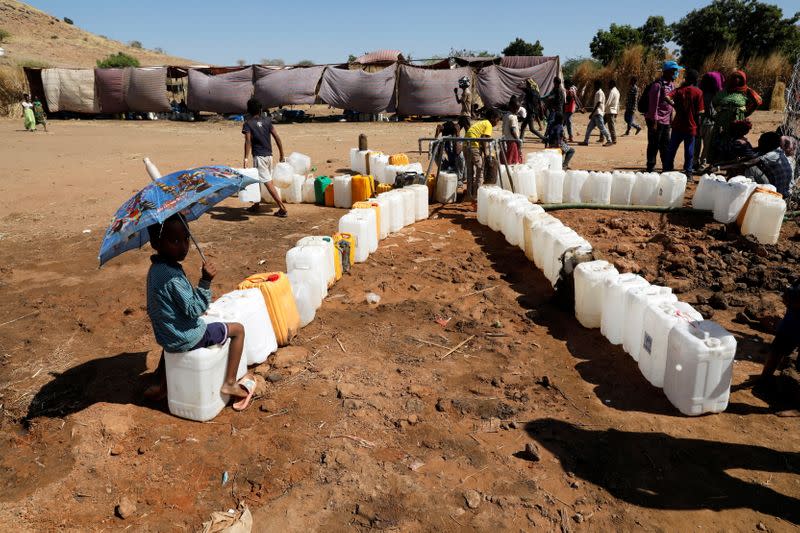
[
  {"x1": 246, "y1": 203, "x2": 263, "y2": 213},
  {"x1": 232, "y1": 375, "x2": 257, "y2": 411},
  {"x1": 274, "y1": 209, "x2": 288, "y2": 218}
]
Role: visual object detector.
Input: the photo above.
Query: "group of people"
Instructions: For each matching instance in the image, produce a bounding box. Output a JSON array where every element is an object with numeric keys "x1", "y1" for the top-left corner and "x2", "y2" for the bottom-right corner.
[
  {"x1": 21, "y1": 93, "x2": 47, "y2": 132},
  {"x1": 642, "y1": 61, "x2": 796, "y2": 197}
]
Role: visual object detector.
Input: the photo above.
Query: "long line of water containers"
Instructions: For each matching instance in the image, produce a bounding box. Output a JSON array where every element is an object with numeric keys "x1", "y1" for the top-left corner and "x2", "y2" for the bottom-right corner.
[{"x1": 477, "y1": 184, "x2": 737, "y2": 416}]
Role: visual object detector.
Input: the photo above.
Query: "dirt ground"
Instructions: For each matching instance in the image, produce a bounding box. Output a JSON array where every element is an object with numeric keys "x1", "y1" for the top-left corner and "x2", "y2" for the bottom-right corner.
[{"x1": 1, "y1": 111, "x2": 799, "y2": 532}]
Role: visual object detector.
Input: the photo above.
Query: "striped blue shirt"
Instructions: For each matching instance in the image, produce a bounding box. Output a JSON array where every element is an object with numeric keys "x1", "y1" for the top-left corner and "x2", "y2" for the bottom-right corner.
[{"x1": 146, "y1": 255, "x2": 211, "y2": 352}]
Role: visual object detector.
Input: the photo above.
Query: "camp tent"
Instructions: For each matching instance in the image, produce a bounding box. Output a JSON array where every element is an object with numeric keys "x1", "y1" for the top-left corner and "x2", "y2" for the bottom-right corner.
[
  {"x1": 253, "y1": 66, "x2": 324, "y2": 108},
  {"x1": 187, "y1": 67, "x2": 254, "y2": 113},
  {"x1": 477, "y1": 60, "x2": 561, "y2": 108},
  {"x1": 41, "y1": 68, "x2": 98, "y2": 113},
  {"x1": 396, "y1": 65, "x2": 472, "y2": 116},
  {"x1": 318, "y1": 64, "x2": 397, "y2": 114}
]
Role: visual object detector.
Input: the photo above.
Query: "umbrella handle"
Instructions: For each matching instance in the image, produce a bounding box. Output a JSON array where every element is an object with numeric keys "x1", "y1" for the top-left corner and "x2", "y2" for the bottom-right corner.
[{"x1": 144, "y1": 157, "x2": 208, "y2": 264}]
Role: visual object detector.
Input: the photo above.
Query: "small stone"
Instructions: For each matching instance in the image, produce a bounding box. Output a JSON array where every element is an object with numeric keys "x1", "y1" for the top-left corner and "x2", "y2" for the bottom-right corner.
[
  {"x1": 343, "y1": 398, "x2": 362, "y2": 409},
  {"x1": 757, "y1": 522, "x2": 768, "y2": 531},
  {"x1": 492, "y1": 320, "x2": 503, "y2": 328},
  {"x1": 464, "y1": 489, "x2": 481, "y2": 509},
  {"x1": 407, "y1": 384, "x2": 425, "y2": 397},
  {"x1": 453, "y1": 507, "x2": 466, "y2": 517},
  {"x1": 523, "y1": 442, "x2": 541, "y2": 461},
  {"x1": 266, "y1": 373, "x2": 283, "y2": 383},
  {"x1": 110, "y1": 444, "x2": 124, "y2": 456},
  {"x1": 509, "y1": 420, "x2": 519, "y2": 429},
  {"x1": 569, "y1": 480, "x2": 581, "y2": 489},
  {"x1": 491, "y1": 377, "x2": 501, "y2": 387},
  {"x1": 271, "y1": 346, "x2": 310, "y2": 369},
  {"x1": 410, "y1": 284, "x2": 421, "y2": 291},
  {"x1": 336, "y1": 383, "x2": 359, "y2": 399},
  {"x1": 115, "y1": 496, "x2": 136, "y2": 519},
  {"x1": 573, "y1": 512, "x2": 584, "y2": 523},
  {"x1": 137, "y1": 446, "x2": 147, "y2": 455},
  {"x1": 709, "y1": 292, "x2": 729, "y2": 310},
  {"x1": 407, "y1": 414, "x2": 419, "y2": 425},
  {"x1": 435, "y1": 398, "x2": 448, "y2": 412}
]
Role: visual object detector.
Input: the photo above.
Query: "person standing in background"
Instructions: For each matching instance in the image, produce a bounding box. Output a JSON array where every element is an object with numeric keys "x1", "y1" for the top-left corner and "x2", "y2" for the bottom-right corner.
[
  {"x1": 645, "y1": 60, "x2": 680, "y2": 171},
  {"x1": 454, "y1": 77, "x2": 473, "y2": 119},
  {"x1": 502, "y1": 96, "x2": 523, "y2": 164},
  {"x1": 32, "y1": 96, "x2": 47, "y2": 132},
  {"x1": 563, "y1": 80, "x2": 582, "y2": 143},
  {"x1": 21, "y1": 94, "x2": 35, "y2": 132},
  {"x1": 579, "y1": 80, "x2": 612, "y2": 146},
  {"x1": 664, "y1": 69, "x2": 704, "y2": 177},
  {"x1": 624, "y1": 76, "x2": 642, "y2": 135},
  {"x1": 543, "y1": 77, "x2": 566, "y2": 139},
  {"x1": 519, "y1": 78, "x2": 546, "y2": 142},
  {"x1": 605, "y1": 79, "x2": 620, "y2": 144},
  {"x1": 695, "y1": 71, "x2": 724, "y2": 170}
]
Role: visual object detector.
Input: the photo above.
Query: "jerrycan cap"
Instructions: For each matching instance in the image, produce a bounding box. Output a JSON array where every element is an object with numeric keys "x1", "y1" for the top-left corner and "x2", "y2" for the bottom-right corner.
[{"x1": 705, "y1": 337, "x2": 721, "y2": 348}]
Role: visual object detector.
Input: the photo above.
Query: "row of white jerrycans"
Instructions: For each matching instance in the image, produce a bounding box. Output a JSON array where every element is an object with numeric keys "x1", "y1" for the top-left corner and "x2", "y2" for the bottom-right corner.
[
  {"x1": 286, "y1": 185, "x2": 430, "y2": 323},
  {"x1": 236, "y1": 151, "x2": 314, "y2": 204},
  {"x1": 574, "y1": 263, "x2": 736, "y2": 416},
  {"x1": 350, "y1": 148, "x2": 424, "y2": 185},
  {"x1": 693, "y1": 174, "x2": 786, "y2": 244},
  {"x1": 498, "y1": 166, "x2": 687, "y2": 208},
  {"x1": 476, "y1": 185, "x2": 736, "y2": 416},
  {"x1": 477, "y1": 186, "x2": 592, "y2": 287}
]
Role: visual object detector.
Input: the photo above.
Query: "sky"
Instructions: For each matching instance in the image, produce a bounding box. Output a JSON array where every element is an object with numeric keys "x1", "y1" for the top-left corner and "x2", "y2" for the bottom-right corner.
[{"x1": 25, "y1": 0, "x2": 800, "y2": 65}]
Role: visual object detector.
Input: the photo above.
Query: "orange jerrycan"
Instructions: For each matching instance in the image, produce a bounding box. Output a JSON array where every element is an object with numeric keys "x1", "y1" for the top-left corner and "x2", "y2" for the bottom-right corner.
[
  {"x1": 333, "y1": 233, "x2": 356, "y2": 274},
  {"x1": 351, "y1": 174, "x2": 375, "y2": 203},
  {"x1": 237, "y1": 272, "x2": 300, "y2": 346},
  {"x1": 324, "y1": 183, "x2": 335, "y2": 207},
  {"x1": 377, "y1": 183, "x2": 393, "y2": 194},
  {"x1": 352, "y1": 200, "x2": 381, "y2": 242}
]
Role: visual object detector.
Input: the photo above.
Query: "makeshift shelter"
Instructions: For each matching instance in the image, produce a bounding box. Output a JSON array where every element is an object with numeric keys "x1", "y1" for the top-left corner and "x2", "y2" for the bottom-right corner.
[
  {"x1": 125, "y1": 67, "x2": 171, "y2": 112},
  {"x1": 477, "y1": 60, "x2": 561, "y2": 108},
  {"x1": 41, "y1": 68, "x2": 98, "y2": 113},
  {"x1": 396, "y1": 65, "x2": 472, "y2": 116},
  {"x1": 500, "y1": 55, "x2": 560, "y2": 70},
  {"x1": 351, "y1": 50, "x2": 404, "y2": 73},
  {"x1": 253, "y1": 66, "x2": 324, "y2": 108},
  {"x1": 187, "y1": 67, "x2": 254, "y2": 113},
  {"x1": 318, "y1": 64, "x2": 397, "y2": 114},
  {"x1": 95, "y1": 68, "x2": 129, "y2": 113}
]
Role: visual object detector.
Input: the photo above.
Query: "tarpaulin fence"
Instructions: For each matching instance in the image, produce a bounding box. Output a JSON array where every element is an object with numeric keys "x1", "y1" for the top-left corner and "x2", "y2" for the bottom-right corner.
[{"x1": 26, "y1": 56, "x2": 561, "y2": 116}]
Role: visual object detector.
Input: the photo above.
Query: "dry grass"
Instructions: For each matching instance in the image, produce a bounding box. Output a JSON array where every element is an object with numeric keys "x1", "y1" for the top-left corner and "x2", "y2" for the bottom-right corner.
[{"x1": 0, "y1": 65, "x2": 26, "y2": 117}]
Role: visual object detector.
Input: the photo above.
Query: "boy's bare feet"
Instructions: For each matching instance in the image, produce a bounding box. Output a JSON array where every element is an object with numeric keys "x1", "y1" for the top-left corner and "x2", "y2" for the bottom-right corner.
[{"x1": 220, "y1": 381, "x2": 249, "y2": 398}]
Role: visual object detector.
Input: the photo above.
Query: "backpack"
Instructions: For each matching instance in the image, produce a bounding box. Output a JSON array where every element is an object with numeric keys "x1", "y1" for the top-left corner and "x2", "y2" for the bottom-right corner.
[{"x1": 637, "y1": 80, "x2": 658, "y2": 114}]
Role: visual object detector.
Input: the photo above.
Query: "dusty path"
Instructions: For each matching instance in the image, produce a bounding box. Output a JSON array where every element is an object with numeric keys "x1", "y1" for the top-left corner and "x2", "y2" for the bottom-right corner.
[{"x1": 0, "y1": 113, "x2": 798, "y2": 531}]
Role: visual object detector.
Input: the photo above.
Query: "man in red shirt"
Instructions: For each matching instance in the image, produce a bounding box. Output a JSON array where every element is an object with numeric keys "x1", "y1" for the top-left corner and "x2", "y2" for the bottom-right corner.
[{"x1": 664, "y1": 69, "x2": 704, "y2": 176}]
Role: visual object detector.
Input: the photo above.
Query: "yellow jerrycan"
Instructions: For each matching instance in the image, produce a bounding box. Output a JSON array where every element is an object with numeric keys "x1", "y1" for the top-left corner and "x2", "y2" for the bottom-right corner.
[{"x1": 237, "y1": 272, "x2": 300, "y2": 346}]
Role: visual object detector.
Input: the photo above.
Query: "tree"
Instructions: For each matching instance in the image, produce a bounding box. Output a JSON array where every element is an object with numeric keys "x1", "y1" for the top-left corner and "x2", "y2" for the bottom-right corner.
[
  {"x1": 261, "y1": 58, "x2": 285, "y2": 66},
  {"x1": 0, "y1": 28, "x2": 9, "y2": 44},
  {"x1": 236, "y1": 59, "x2": 247, "y2": 66},
  {"x1": 449, "y1": 48, "x2": 494, "y2": 58},
  {"x1": 562, "y1": 57, "x2": 600, "y2": 80},
  {"x1": 296, "y1": 60, "x2": 315, "y2": 66},
  {"x1": 347, "y1": 54, "x2": 357, "y2": 63},
  {"x1": 129, "y1": 40, "x2": 143, "y2": 49},
  {"x1": 502, "y1": 37, "x2": 544, "y2": 56},
  {"x1": 639, "y1": 16, "x2": 672, "y2": 58},
  {"x1": 672, "y1": 0, "x2": 800, "y2": 67},
  {"x1": 153, "y1": 47, "x2": 165, "y2": 54},
  {"x1": 96, "y1": 52, "x2": 140, "y2": 68},
  {"x1": 590, "y1": 24, "x2": 642, "y2": 65}
]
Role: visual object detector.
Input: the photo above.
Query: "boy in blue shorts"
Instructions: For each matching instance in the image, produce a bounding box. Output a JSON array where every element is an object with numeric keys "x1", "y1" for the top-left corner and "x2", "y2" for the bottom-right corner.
[{"x1": 145, "y1": 213, "x2": 254, "y2": 409}]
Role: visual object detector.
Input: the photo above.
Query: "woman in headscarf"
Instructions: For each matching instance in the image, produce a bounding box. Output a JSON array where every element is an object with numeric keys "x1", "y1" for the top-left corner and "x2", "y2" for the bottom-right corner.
[
  {"x1": 695, "y1": 71, "x2": 724, "y2": 170},
  {"x1": 709, "y1": 70, "x2": 762, "y2": 163},
  {"x1": 21, "y1": 93, "x2": 36, "y2": 132}
]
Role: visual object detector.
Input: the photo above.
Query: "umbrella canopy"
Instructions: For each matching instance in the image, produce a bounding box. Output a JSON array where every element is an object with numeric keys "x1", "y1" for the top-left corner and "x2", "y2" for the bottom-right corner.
[{"x1": 98, "y1": 166, "x2": 259, "y2": 266}]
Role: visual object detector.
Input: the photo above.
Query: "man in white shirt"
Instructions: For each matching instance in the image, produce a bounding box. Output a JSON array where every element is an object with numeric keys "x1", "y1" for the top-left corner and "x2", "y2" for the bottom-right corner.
[
  {"x1": 579, "y1": 80, "x2": 612, "y2": 146},
  {"x1": 604, "y1": 80, "x2": 621, "y2": 144},
  {"x1": 502, "y1": 96, "x2": 523, "y2": 163}
]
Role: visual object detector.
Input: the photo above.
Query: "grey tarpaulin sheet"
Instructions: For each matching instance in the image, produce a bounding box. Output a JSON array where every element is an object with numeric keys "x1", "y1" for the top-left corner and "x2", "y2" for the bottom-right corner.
[
  {"x1": 396, "y1": 65, "x2": 472, "y2": 116},
  {"x1": 477, "y1": 61, "x2": 561, "y2": 108},
  {"x1": 126, "y1": 67, "x2": 170, "y2": 112},
  {"x1": 187, "y1": 67, "x2": 254, "y2": 113},
  {"x1": 95, "y1": 68, "x2": 129, "y2": 113},
  {"x1": 42, "y1": 68, "x2": 98, "y2": 113},
  {"x1": 500, "y1": 55, "x2": 560, "y2": 70},
  {"x1": 253, "y1": 66, "x2": 323, "y2": 108},
  {"x1": 318, "y1": 64, "x2": 396, "y2": 113}
]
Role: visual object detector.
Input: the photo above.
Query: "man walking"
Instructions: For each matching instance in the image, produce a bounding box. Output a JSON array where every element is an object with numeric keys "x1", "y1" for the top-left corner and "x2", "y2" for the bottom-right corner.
[
  {"x1": 645, "y1": 60, "x2": 681, "y2": 171},
  {"x1": 579, "y1": 80, "x2": 612, "y2": 147},
  {"x1": 624, "y1": 76, "x2": 642, "y2": 135},
  {"x1": 605, "y1": 79, "x2": 620, "y2": 144},
  {"x1": 664, "y1": 69, "x2": 704, "y2": 176}
]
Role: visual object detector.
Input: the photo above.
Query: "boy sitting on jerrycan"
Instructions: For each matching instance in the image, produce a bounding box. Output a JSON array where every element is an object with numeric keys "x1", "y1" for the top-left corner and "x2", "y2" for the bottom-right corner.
[{"x1": 144, "y1": 213, "x2": 255, "y2": 411}]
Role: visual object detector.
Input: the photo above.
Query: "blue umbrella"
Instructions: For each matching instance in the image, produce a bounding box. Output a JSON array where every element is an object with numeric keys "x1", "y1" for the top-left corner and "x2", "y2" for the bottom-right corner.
[{"x1": 98, "y1": 165, "x2": 259, "y2": 266}]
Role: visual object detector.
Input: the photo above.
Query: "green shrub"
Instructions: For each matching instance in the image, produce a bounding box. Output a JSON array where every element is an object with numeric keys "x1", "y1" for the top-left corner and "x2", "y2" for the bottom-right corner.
[
  {"x1": 97, "y1": 52, "x2": 140, "y2": 68},
  {"x1": 0, "y1": 28, "x2": 9, "y2": 44},
  {"x1": 129, "y1": 40, "x2": 142, "y2": 49}
]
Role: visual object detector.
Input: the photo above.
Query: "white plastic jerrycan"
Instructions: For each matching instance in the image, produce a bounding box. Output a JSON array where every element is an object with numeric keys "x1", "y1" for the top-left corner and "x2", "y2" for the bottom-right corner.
[
  {"x1": 639, "y1": 301, "x2": 703, "y2": 388},
  {"x1": 601, "y1": 273, "x2": 650, "y2": 345},
  {"x1": 574, "y1": 260, "x2": 620, "y2": 329}
]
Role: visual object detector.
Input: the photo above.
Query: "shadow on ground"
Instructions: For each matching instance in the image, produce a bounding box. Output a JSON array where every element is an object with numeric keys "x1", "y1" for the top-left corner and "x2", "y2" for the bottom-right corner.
[
  {"x1": 527, "y1": 418, "x2": 800, "y2": 524},
  {"x1": 25, "y1": 351, "x2": 153, "y2": 422}
]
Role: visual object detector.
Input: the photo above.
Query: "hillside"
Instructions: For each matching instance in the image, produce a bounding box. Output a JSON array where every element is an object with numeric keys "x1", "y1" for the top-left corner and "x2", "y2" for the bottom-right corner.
[{"x1": 0, "y1": 0, "x2": 199, "y2": 68}]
